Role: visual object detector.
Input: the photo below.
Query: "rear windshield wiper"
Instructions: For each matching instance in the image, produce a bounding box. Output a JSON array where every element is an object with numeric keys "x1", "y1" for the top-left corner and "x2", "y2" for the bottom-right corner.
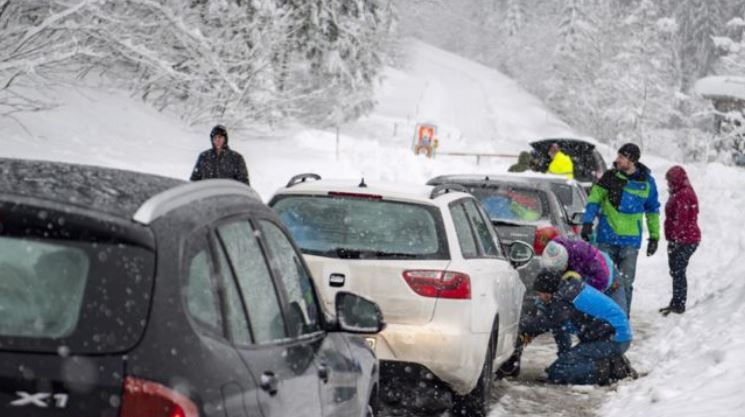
[
  {"x1": 490, "y1": 219, "x2": 530, "y2": 227},
  {"x1": 302, "y1": 247, "x2": 420, "y2": 259},
  {"x1": 336, "y1": 248, "x2": 418, "y2": 259}
]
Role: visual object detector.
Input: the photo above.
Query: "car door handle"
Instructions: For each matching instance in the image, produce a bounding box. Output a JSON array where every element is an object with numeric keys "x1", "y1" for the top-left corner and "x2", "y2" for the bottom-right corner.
[
  {"x1": 318, "y1": 363, "x2": 330, "y2": 383},
  {"x1": 329, "y1": 273, "x2": 345, "y2": 287},
  {"x1": 259, "y1": 371, "x2": 279, "y2": 396}
]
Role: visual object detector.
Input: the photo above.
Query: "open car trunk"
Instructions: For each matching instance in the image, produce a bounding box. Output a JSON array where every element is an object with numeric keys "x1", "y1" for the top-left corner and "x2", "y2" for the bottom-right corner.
[{"x1": 530, "y1": 138, "x2": 606, "y2": 184}]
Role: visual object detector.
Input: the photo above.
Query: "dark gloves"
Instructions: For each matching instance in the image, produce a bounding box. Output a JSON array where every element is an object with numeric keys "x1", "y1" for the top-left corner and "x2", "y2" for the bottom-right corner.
[
  {"x1": 647, "y1": 239, "x2": 658, "y2": 256},
  {"x1": 580, "y1": 223, "x2": 593, "y2": 242}
]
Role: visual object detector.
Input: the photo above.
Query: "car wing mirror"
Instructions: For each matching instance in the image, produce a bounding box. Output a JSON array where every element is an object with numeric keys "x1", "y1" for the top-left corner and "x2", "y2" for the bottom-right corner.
[
  {"x1": 568, "y1": 211, "x2": 585, "y2": 225},
  {"x1": 508, "y1": 240, "x2": 534, "y2": 269},
  {"x1": 335, "y1": 291, "x2": 385, "y2": 334}
]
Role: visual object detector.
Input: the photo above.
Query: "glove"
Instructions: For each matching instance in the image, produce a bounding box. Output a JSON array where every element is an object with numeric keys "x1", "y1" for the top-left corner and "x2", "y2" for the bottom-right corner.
[
  {"x1": 647, "y1": 239, "x2": 658, "y2": 256},
  {"x1": 580, "y1": 223, "x2": 593, "y2": 242},
  {"x1": 518, "y1": 333, "x2": 533, "y2": 346}
]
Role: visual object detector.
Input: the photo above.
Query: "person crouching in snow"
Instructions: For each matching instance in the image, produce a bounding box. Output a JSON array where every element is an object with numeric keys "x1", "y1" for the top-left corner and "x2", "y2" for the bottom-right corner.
[
  {"x1": 519, "y1": 269, "x2": 634, "y2": 385},
  {"x1": 497, "y1": 238, "x2": 628, "y2": 379},
  {"x1": 659, "y1": 165, "x2": 701, "y2": 316},
  {"x1": 542, "y1": 238, "x2": 627, "y2": 315}
]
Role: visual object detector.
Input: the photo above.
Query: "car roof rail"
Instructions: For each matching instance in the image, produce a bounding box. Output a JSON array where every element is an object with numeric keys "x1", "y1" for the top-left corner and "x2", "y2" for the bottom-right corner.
[
  {"x1": 286, "y1": 173, "x2": 321, "y2": 188},
  {"x1": 430, "y1": 183, "x2": 470, "y2": 199},
  {"x1": 133, "y1": 179, "x2": 260, "y2": 225}
]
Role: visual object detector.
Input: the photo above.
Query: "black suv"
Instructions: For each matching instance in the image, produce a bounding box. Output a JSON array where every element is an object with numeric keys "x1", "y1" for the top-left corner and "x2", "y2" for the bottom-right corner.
[
  {"x1": 0, "y1": 158, "x2": 383, "y2": 417},
  {"x1": 530, "y1": 138, "x2": 607, "y2": 192}
]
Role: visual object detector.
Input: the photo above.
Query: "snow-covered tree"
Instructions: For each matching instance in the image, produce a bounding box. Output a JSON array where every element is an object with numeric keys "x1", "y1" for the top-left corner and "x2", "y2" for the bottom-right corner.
[
  {"x1": 280, "y1": 0, "x2": 395, "y2": 127},
  {"x1": 555, "y1": 0, "x2": 594, "y2": 56},
  {"x1": 543, "y1": 0, "x2": 605, "y2": 139},
  {"x1": 505, "y1": 0, "x2": 525, "y2": 37},
  {"x1": 593, "y1": 0, "x2": 681, "y2": 148},
  {"x1": 676, "y1": 0, "x2": 725, "y2": 90},
  {"x1": 713, "y1": 16, "x2": 745, "y2": 74}
]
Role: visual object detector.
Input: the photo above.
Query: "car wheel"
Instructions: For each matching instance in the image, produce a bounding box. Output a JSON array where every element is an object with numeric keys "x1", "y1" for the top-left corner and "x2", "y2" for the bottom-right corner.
[{"x1": 451, "y1": 323, "x2": 497, "y2": 417}]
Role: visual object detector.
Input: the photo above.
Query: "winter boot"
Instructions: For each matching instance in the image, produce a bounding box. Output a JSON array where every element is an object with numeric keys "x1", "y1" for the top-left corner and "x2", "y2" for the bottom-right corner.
[
  {"x1": 659, "y1": 305, "x2": 685, "y2": 316},
  {"x1": 496, "y1": 350, "x2": 522, "y2": 379},
  {"x1": 609, "y1": 355, "x2": 638, "y2": 381},
  {"x1": 595, "y1": 358, "x2": 611, "y2": 386}
]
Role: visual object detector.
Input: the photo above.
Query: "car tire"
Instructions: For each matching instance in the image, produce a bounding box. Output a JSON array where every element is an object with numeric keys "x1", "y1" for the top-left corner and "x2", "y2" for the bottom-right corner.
[{"x1": 451, "y1": 321, "x2": 498, "y2": 417}]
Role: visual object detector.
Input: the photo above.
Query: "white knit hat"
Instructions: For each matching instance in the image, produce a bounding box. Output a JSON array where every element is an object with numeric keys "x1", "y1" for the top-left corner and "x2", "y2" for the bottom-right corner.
[{"x1": 540, "y1": 241, "x2": 568, "y2": 271}]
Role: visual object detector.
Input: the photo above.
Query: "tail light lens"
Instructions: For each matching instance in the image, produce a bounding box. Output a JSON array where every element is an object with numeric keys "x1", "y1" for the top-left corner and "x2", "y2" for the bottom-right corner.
[
  {"x1": 533, "y1": 226, "x2": 561, "y2": 255},
  {"x1": 402, "y1": 270, "x2": 471, "y2": 299},
  {"x1": 120, "y1": 376, "x2": 199, "y2": 417}
]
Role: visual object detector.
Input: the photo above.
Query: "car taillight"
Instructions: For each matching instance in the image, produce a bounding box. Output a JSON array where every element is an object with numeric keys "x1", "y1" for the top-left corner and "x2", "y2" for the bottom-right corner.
[
  {"x1": 402, "y1": 270, "x2": 471, "y2": 299},
  {"x1": 120, "y1": 376, "x2": 199, "y2": 417},
  {"x1": 533, "y1": 226, "x2": 561, "y2": 255}
]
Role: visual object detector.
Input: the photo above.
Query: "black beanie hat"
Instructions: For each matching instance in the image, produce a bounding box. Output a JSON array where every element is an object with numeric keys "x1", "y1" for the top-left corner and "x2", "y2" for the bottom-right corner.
[
  {"x1": 210, "y1": 125, "x2": 228, "y2": 141},
  {"x1": 533, "y1": 269, "x2": 563, "y2": 293},
  {"x1": 618, "y1": 143, "x2": 640, "y2": 163}
]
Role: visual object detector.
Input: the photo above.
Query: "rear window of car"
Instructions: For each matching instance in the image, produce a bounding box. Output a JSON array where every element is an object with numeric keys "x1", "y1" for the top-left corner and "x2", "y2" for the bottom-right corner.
[
  {"x1": 469, "y1": 187, "x2": 550, "y2": 223},
  {"x1": 272, "y1": 195, "x2": 449, "y2": 259},
  {"x1": 0, "y1": 207, "x2": 154, "y2": 354},
  {"x1": 0, "y1": 238, "x2": 89, "y2": 339}
]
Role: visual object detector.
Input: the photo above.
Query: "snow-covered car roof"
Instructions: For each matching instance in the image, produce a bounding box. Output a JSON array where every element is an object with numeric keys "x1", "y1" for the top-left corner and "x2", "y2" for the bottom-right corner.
[
  {"x1": 429, "y1": 172, "x2": 580, "y2": 186},
  {"x1": 694, "y1": 76, "x2": 745, "y2": 101},
  {"x1": 0, "y1": 157, "x2": 184, "y2": 220},
  {"x1": 273, "y1": 178, "x2": 469, "y2": 205}
]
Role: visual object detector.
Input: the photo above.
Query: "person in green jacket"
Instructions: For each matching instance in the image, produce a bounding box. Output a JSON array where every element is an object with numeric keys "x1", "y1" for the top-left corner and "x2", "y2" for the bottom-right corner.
[
  {"x1": 508, "y1": 151, "x2": 536, "y2": 173},
  {"x1": 547, "y1": 143, "x2": 574, "y2": 179},
  {"x1": 580, "y1": 143, "x2": 660, "y2": 315}
]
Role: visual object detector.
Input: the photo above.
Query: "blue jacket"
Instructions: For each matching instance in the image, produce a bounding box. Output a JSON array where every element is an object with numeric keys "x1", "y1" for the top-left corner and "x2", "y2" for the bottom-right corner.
[
  {"x1": 521, "y1": 277, "x2": 632, "y2": 343},
  {"x1": 582, "y1": 163, "x2": 660, "y2": 248}
]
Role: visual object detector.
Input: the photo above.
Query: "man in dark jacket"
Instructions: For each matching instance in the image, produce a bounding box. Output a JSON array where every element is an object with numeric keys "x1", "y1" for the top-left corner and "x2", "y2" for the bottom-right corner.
[
  {"x1": 660, "y1": 165, "x2": 700, "y2": 316},
  {"x1": 190, "y1": 125, "x2": 250, "y2": 185},
  {"x1": 519, "y1": 269, "x2": 633, "y2": 385}
]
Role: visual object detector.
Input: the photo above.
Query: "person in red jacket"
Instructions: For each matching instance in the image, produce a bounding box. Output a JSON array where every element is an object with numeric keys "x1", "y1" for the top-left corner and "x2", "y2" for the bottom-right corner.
[{"x1": 659, "y1": 166, "x2": 701, "y2": 316}]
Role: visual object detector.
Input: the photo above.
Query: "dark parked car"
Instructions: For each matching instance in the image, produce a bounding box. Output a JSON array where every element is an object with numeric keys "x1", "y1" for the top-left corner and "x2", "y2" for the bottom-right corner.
[
  {"x1": 427, "y1": 174, "x2": 583, "y2": 310},
  {"x1": 530, "y1": 138, "x2": 607, "y2": 192},
  {"x1": 0, "y1": 158, "x2": 383, "y2": 417}
]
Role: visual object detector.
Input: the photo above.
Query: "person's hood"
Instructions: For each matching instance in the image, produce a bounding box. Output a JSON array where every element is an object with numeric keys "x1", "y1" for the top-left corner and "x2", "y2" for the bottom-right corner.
[
  {"x1": 210, "y1": 126, "x2": 230, "y2": 150},
  {"x1": 666, "y1": 165, "x2": 690, "y2": 192}
]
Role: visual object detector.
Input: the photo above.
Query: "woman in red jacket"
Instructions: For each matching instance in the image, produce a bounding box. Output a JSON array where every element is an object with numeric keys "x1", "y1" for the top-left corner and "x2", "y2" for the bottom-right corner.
[{"x1": 660, "y1": 166, "x2": 701, "y2": 316}]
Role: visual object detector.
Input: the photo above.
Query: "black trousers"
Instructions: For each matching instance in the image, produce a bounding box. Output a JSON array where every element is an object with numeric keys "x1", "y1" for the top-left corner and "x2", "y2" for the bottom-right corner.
[{"x1": 667, "y1": 241, "x2": 699, "y2": 308}]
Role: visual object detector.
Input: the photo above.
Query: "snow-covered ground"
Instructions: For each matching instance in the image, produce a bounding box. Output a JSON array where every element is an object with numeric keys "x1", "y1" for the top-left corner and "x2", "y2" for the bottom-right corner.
[{"x1": 1, "y1": 39, "x2": 744, "y2": 417}]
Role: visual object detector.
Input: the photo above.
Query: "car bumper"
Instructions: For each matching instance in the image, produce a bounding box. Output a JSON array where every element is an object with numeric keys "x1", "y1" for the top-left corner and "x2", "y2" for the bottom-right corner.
[{"x1": 366, "y1": 322, "x2": 488, "y2": 395}]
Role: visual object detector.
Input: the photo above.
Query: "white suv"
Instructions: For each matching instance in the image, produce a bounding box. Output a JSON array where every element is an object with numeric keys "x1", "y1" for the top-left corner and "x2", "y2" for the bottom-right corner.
[{"x1": 269, "y1": 174, "x2": 532, "y2": 416}]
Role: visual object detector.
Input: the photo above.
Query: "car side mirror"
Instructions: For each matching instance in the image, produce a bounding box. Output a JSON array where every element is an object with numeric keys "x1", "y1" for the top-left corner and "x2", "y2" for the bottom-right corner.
[
  {"x1": 335, "y1": 291, "x2": 385, "y2": 334},
  {"x1": 508, "y1": 240, "x2": 534, "y2": 269},
  {"x1": 569, "y1": 211, "x2": 585, "y2": 225}
]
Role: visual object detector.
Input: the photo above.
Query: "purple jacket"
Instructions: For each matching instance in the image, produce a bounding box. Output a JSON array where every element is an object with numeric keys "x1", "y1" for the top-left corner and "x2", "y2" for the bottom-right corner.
[{"x1": 553, "y1": 236, "x2": 610, "y2": 291}]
